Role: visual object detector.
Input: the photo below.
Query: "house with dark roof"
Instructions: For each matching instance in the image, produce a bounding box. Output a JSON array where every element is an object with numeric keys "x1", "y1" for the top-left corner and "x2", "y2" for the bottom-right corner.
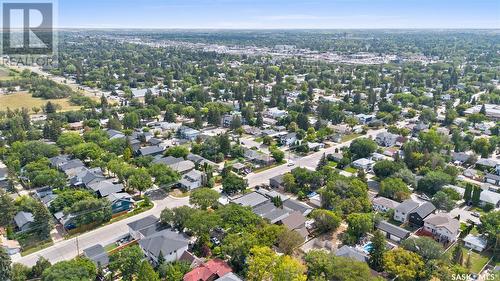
[
  {"x1": 394, "y1": 199, "x2": 420, "y2": 223},
  {"x1": 269, "y1": 174, "x2": 284, "y2": 189},
  {"x1": 376, "y1": 221, "x2": 410, "y2": 242},
  {"x1": 87, "y1": 180, "x2": 124, "y2": 198},
  {"x1": 485, "y1": 173, "x2": 500, "y2": 186},
  {"x1": 83, "y1": 244, "x2": 109, "y2": 266},
  {"x1": 106, "y1": 192, "x2": 134, "y2": 213},
  {"x1": 183, "y1": 259, "x2": 233, "y2": 281},
  {"x1": 127, "y1": 215, "x2": 159, "y2": 240},
  {"x1": 138, "y1": 145, "x2": 165, "y2": 157},
  {"x1": 139, "y1": 229, "x2": 190, "y2": 265},
  {"x1": 14, "y1": 211, "x2": 34, "y2": 232},
  {"x1": 408, "y1": 202, "x2": 436, "y2": 227}
]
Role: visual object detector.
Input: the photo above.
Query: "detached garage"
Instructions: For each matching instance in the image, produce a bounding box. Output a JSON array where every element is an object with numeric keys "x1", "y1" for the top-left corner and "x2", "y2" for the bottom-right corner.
[{"x1": 376, "y1": 221, "x2": 410, "y2": 242}]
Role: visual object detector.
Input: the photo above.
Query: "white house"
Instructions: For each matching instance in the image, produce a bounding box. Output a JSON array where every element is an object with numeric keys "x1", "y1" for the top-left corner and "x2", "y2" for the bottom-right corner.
[
  {"x1": 372, "y1": 197, "x2": 400, "y2": 212},
  {"x1": 394, "y1": 199, "x2": 419, "y2": 223},
  {"x1": 351, "y1": 158, "x2": 375, "y2": 171},
  {"x1": 139, "y1": 229, "x2": 190, "y2": 265},
  {"x1": 423, "y1": 213, "x2": 460, "y2": 243},
  {"x1": 178, "y1": 170, "x2": 206, "y2": 190},
  {"x1": 463, "y1": 234, "x2": 488, "y2": 252},
  {"x1": 480, "y1": 190, "x2": 500, "y2": 208}
]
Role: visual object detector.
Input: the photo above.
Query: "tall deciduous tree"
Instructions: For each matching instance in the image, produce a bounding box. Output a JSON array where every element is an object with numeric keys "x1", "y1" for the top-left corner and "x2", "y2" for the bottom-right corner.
[
  {"x1": 383, "y1": 248, "x2": 425, "y2": 281},
  {"x1": 189, "y1": 188, "x2": 220, "y2": 210}
]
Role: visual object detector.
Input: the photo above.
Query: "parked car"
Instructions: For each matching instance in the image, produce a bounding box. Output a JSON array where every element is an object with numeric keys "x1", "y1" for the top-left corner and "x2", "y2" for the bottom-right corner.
[{"x1": 287, "y1": 160, "x2": 295, "y2": 167}]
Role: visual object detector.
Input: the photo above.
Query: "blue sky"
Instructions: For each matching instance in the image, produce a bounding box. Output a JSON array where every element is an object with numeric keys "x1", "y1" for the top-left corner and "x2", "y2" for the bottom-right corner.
[{"x1": 58, "y1": 0, "x2": 500, "y2": 29}]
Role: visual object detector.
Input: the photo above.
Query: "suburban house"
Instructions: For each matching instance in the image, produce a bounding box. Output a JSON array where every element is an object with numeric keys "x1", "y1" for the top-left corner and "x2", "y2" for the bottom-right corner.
[
  {"x1": 138, "y1": 145, "x2": 165, "y2": 157},
  {"x1": 394, "y1": 199, "x2": 420, "y2": 223},
  {"x1": 463, "y1": 234, "x2": 489, "y2": 252},
  {"x1": 179, "y1": 126, "x2": 200, "y2": 141},
  {"x1": 87, "y1": 180, "x2": 124, "y2": 198},
  {"x1": 83, "y1": 244, "x2": 109, "y2": 266},
  {"x1": 376, "y1": 221, "x2": 410, "y2": 242},
  {"x1": 183, "y1": 259, "x2": 233, "y2": 281},
  {"x1": 279, "y1": 133, "x2": 297, "y2": 146},
  {"x1": 372, "y1": 197, "x2": 400, "y2": 212},
  {"x1": 485, "y1": 173, "x2": 500, "y2": 186},
  {"x1": 139, "y1": 229, "x2": 190, "y2": 265},
  {"x1": 232, "y1": 190, "x2": 312, "y2": 239},
  {"x1": 480, "y1": 190, "x2": 500, "y2": 208},
  {"x1": 0, "y1": 166, "x2": 9, "y2": 189},
  {"x1": 178, "y1": 170, "x2": 206, "y2": 190},
  {"x1": 127, "y1": 215, "x2": 159, "y2": 240},
  {"x1": 423, "y1": 213, "x2": 460, "y2": 243},
  {"x1": 269, "y1": 174, "x2": 285, "y2": 189},
  {"x1": 0, "y1": 237, "x2": 21, "y2": 255},
  {"x1": 352, "y1": 158, "x2": 375, "y2": 171},
  {"x1": 280, "y1": 211, "x2": 308, "y2": 240},
  {"x1": 408, "y1": 202, "x2": 436, "y2": 227},
  {"x1": 106, "y1": 192, "x2": 134, "y2": 214},
  {"x1": 335, "y1": 245, "x2": 368, "y2": 262},
  {"x1": 14, "y1": 211, "x2": 34, "y2": 232},
  {"x1": 375, "y1": 132, "x2": 399, "y2": 147},
  {"x1": 355, "y1": 113, "x2": 375, "y2": 124}
]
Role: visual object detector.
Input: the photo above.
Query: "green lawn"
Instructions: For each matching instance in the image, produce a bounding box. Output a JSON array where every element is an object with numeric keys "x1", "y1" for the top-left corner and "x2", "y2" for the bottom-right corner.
[
  {"x1": 344, "y1": 167, "x2": 357, "y2": 173},
  {"x1": 341, "y1": 133, "x2": 362, "y2": 142},
  {"x1": 463, "y1": 249, "x2": 490, "y2": 274},
  {"x1": 21, "y1": 239, "x2": 54, "y2": 256}
]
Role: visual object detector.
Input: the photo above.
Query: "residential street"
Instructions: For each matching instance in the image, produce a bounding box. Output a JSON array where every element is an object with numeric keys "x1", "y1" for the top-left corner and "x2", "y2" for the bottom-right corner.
[
  {"x1": 12, "y1": 192, "x2": 190, "y2": 267},
  {"x1": 246, "y1": 128, "x2": 387, "y2": 187}
]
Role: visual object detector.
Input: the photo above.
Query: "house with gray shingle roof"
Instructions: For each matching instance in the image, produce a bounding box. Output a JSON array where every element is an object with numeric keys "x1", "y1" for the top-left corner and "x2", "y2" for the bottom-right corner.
[
  {"x1": 424, "y1": 213, "x2": 460, "y2": 243},
  {"x1": 139, "y1": 229, "x2": 190, "y2": 265},
  {"x1": 394, "y1": 199, "x2": 420, "y2": 223},
  {"x1": 408, "y1": 202, "x2": 436, "y2": 227},
  {"x1": 14, "y1": 211, "x2": 34, "y2": 232},
  {"x1": 376, "y1": 221, "x2": 410, "y2": 242},
  {"x1": 335, "y1": 245, "x2": 368, "y2": 262}
]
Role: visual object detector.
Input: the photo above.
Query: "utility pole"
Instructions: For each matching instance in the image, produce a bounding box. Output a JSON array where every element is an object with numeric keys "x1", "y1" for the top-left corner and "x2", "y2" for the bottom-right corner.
[{"x1": 76, "y1": 237, "x2": 80, "y2": 257}]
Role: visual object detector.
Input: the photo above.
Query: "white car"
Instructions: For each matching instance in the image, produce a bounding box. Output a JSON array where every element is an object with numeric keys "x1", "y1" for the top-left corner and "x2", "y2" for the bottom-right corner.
[{"x1": 287, "y1": 160, "x2": 295, "y2": 167}]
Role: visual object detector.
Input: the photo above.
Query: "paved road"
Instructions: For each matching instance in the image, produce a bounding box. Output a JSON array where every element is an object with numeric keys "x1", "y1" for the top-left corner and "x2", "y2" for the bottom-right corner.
[
  {"x1": 246, "y1": 128, "x2": 386, "y2": 187},
  {"x1": 12, "y1": 192, "x2": 190, "y2": 267}
]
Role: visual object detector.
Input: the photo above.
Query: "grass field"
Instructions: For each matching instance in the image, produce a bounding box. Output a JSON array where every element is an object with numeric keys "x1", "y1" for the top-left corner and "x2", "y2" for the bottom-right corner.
[{"x1": 0, "y1": 92, "x2": 81, "y2": 112}]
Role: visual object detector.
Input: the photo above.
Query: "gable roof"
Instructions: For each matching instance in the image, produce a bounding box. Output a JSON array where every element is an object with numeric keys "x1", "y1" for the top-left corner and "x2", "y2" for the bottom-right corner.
[
  {"x1": 183, "y1": 259, "x2": 232, "y2": 281},
  {"x1": 396, "y1": 199, "x2": 420, "y2": 213},
  {"x1": 232, "y1": 191, "x2": 268, "y2": 208},
  {"x1": 127, "y1": 215, "x2": 159, "y2": 232},
  {"x1": 372, "y1": 197, "x2": 400, "y2": 209},
  {"x1": 14, "y1": 211, "x2": 34, "y2": 228},
  {"x1": 335, "y1": 245, "x2": 368, "y2": 262},
  {"x1": 377, "y1": 220, "x2": 410, "y2": 239},
  {"x1": 480, "y1": 190, "x2": 500, "y2": 205},
  {"x1": 281, "y1": 211, "x2": 306, "y2": 230},
  {"x1": 410, "y1": 202, "x2": 436, "y2": 218},
  {"x1": 83, "y1": 244, "x2": 109, "y2": 266},
  {"x1": 87, "y1": 180, "x2": 124, "y2": 198},
  {"x1": 424, "y1": 213, "x2": 460, "y2": 234},
  {"x1": 139, "y1": 229, "x2": 189, "y2": 258}
]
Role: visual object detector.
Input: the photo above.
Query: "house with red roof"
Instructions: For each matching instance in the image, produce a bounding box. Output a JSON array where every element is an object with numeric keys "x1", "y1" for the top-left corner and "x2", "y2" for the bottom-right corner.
[{"x1": 183, "y1": 259, "x2": 233, "y2": 281}]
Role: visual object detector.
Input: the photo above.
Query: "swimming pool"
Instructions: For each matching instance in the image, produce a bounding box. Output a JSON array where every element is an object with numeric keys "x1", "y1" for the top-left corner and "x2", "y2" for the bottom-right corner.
[{"x1": 363, "y1": 242, "x2": 373, "y2": 253}]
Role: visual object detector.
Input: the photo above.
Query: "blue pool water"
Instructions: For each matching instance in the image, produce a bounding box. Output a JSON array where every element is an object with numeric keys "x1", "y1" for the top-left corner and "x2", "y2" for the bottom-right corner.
[{"x1": 363, "y1": 242, "x2": 373, "y2": 253}]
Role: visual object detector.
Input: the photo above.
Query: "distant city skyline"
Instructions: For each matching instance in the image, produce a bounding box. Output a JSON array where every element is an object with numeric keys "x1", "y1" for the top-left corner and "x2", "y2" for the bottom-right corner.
[{"x1": 57, "y1": 0, "x2": 500, "y2": 29}]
